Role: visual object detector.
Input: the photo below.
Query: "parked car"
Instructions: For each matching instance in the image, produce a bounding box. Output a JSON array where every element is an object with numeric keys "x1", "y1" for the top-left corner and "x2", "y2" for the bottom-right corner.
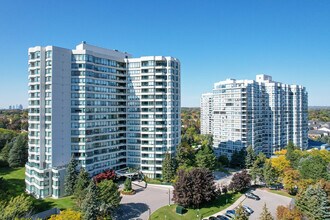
[
  {"x1": 245, "y1": 192, "x2": 260, "y2": 200},
  {"x1": 217, "y1": 215, "x2": 230, "y2": 220},
  {"x1": 226, "y1": 210, "x2": 236, "y2": 216},
  {"x1": 243, "y1": 205, "x2": 254, "y2": 215},
  {"x1": 269, "y1": 183, "x2": 284, "y2": 190},
  {"x1": 208, "y1": 217, "x2": 217, "y2": 220},
  {"x1": 225, "y1": 213, "x2": 234, "y2": 219}
]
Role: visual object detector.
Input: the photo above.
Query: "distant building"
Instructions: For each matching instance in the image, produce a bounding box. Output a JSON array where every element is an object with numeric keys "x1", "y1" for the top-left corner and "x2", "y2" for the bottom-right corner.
[
  {"x1": 201, "y1": 74, "x2": 308, "y2": 157},
  {"x1": 200, "y1": 93, "x2": 213, "y2": 135}
]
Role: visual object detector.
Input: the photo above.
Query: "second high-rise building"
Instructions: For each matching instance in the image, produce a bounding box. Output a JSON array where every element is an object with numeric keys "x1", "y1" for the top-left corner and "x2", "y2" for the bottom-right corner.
[
  {"x1": 26, "y1": 42, "x2": 181, "y2": 198},
  {"x1": 201, "y1": 74, "x2": 308, "y2": 157}
]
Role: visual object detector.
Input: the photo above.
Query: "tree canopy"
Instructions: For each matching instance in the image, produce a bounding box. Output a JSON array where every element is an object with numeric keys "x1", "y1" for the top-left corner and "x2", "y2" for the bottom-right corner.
[{"x1": 173, "y1": 168, "x2": 216, "y2": 208}]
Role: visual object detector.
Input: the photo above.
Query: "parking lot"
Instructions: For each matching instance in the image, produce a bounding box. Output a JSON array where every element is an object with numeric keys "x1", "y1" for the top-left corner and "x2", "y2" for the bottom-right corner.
[
  {"x1": 211, "y1": 189, "x2": 292, "y2": 219},
  {"x1": 241, "y1": 189, "x2": 292, "y2": 219}
]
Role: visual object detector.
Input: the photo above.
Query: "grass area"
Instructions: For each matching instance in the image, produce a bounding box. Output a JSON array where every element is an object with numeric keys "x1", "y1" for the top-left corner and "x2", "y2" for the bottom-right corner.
[
  {"x1": 268, "y1": 189, "x2": 296, "y2": 199},
  {"x1": 0, "y1": 167, "x2": 26, "y2": 199},
  {"x1": 150, "y1": 192, "x2": 242, "y2": 220},
  {"x1": 146, "y1": 177, "x2": 172, "y2": 185},
  {"x1": 0, "y1": 167, "x2": 74, "y2": 212}
]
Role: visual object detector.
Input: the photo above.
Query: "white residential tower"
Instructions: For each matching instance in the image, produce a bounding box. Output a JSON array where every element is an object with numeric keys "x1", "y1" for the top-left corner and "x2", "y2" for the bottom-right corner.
[
  {"x1": 201, "y1": 74, "x2": 308, "y2": 157},
  {"x1": 26, "y1": 42, "x2": 181, "y2": 198}
]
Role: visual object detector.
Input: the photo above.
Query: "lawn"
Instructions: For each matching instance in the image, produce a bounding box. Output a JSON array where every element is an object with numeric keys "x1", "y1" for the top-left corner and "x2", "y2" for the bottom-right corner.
[
  {"x1": 150, "y1": 192, "x2": 242, "y2": 220},
  {"x1": 0, "y1": 167, "x2": 74, "y2": 212},
  {"x1": 268, "y1": 189, "x2": 296, "y2": 199}
]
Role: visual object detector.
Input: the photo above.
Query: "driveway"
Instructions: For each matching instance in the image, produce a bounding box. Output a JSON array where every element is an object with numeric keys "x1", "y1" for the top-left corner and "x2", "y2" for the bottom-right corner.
[{"x1": 115, "y1": 182, "x2": 173, "y2": 220}]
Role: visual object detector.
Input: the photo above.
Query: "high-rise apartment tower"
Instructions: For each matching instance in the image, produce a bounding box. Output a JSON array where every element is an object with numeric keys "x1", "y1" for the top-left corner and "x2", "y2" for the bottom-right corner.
[
  {"x1": 26, "y1": 43, "x2": 181, "y2": 198},
  {"x1": 201, "y1": 74, "x2": 308, "y2": 157}
]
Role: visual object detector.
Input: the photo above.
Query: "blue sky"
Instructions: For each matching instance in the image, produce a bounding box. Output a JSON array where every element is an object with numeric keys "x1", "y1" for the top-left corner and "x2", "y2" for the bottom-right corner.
[{"x1": 1, "y1": 0, "x2": 330, "y2": 108}]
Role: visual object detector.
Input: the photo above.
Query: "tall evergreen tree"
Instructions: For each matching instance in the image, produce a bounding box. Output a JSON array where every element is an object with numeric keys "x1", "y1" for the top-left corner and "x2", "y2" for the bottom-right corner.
[
  {"x1": 175, "y1": 142, "x2": 195, "y2": 168},
  {"x1": 296, "y1": 183, "x2": 330, "y2": 220},
  {"x1": 8, "y1": 133, "x2": 28, "y2": 167},
  {"x1": 74, "y1": 168, "x2": 90, "y2": 209},
  {"x1": 162, "y1": 152, "x2": 176, "y2": 182},
  {"x1": 0, "y1": 141, "x2": 13, "y2": 163},
  {"x1": 263, "y1": 160, "x2": 278, "y2": 186},
  {"x1": 245, "y1": 145, "x2": 256, "y2": 168},
  {"x1": 64, "y1": 157, "x2": 78, "y2": 195},
  {"x1": 81, "y1": 180, "x2": 100, "y2": 220},
  {"x1": 98, "y1": 179, "x2": 121, "y2": 218},
  {"x1": 285, "y1": 141, "x2": 300, "y2": 168},
  {"x1": 217, "y1": 154, "x2": 229, "y2": 167},
  {"x1": 196, "y1": 145, "x2": 217, "y2": 170},
  {"x1": 250, "y1": 152, "x2": 267, "y2": 184},
  {"x1": 259, "y1": 203, "x2": 274, "y2": 220},
  {"x1": 230, "y1": 149, "x2": 246, "y2": 168}
]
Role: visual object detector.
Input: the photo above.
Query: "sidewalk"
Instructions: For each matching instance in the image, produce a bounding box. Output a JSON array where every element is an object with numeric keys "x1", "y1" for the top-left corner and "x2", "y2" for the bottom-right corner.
[{"x1": 206, "y1": 195, "x2": 246, "y2": 218}]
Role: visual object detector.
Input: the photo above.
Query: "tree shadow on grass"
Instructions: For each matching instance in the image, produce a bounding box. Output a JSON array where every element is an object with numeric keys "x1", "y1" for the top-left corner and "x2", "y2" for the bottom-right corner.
[
  {"x1": 198, "y1": 192, "x2": 240, "y2": 216},
  {"x1": 114, "y1": 202, "x2": 149, "y2": 220},
  {"x1": 2, "y1": 178, "x2": 25, "y2": 199},
  {"x1": 32, "y1": 199, "x2": 55, "y2": 213},
  {"x1": 0, "y1": 167, "x2": 16, "y2": 176}
]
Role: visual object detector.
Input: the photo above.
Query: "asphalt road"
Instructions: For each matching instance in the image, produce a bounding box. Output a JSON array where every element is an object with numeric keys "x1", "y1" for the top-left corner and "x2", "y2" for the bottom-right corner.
[
  {"x1": 241, "y1": 189, "x2": 292, "y2": 219},
  {"x1": 115, "y1": 181, "x2": 173, "y2": 220}
]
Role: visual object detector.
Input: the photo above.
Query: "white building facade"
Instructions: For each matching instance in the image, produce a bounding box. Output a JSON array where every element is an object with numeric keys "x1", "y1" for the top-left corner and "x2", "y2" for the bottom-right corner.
[
  {"x1": 201, "y1": 75, "x2": 308, "y2": 157},
  {"x1": 26, "y1": 43, "x2": 180, "y2": 198},
  {"x1": 200, "y1": 93, "x2": 213, "y2": 135}
]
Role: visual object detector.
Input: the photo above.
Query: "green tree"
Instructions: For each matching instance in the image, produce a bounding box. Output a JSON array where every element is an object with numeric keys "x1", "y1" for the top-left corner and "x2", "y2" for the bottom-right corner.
[
  {"x1": 81, "y1": 180, "x2": 100, "y2": 220},
  {"x1": 250, "y1": 152, "x2": 266, "y2": 183},
  {"x1": 124, "y1": 177, "x2": 132, "y2": 191},
  {"x1": 286, "y1": 142, "x2": 302, "y2": 169},
  {"x1": 162, "y1": 152, "x2": 176, "y2": 182},
  {"x1": 230, "y1": 149, "x2": 246, "y2": 168},
  {"x1": 8, "y1": 133, "x2": 28, "y2": 167},
  {"x1": 263, "y1": 160, "x2": 278, "y2": 186},
  {"x1": 245, "y1": 146, "x2": 256, "y2": 168},
  {"x1": 200, "y1": 134, "x2": 213, "y2": 147},
  {"x1": 175, "y1": 142, "x2": 195, "y2": 168},
  {"x1": 2, "y1": 193, "x2": 33, "y2": 220},
  {"x1": 74, "y1": 168, "x2": 90, "y2": 209},
  {"x1": 98, "y1": 180, "x2": 121, "y2": 219},
  {"x1": 298, "y1": 155, "x2": 328, "y2": 181},
  {"x1": 0, "y1": 128, "x2": 17, "y2": 151},
  {"x1": 196, "y1": 145, "x2": 216, "y2": 170},
  {"x1": 296, "y1": 183, "x2": 330, "y2": 220},
  {"x1": 259, "y1": 203, "x2": 274, "y2": 220},
  {"x1": 236, "y1": 204, "x2": 249, "y2": 220},
  {"x1": 217, "y1": 154, "x2": 229, "y2": 167},
  {"x1": 0, "y1": 141, "x2": 13, "y2": 165},
  {"x1": 64, "y1": 157, "x2": 78, "y2": 195}
]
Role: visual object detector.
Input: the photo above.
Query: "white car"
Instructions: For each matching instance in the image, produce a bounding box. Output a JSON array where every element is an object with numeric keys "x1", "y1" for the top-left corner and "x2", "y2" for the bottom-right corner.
[{"x1": 243, "y1": 205, "x2": 254, "y2": 215}]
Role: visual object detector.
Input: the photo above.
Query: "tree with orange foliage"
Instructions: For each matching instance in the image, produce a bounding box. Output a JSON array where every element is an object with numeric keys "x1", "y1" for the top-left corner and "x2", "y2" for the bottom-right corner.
[{"x1": 276, "y1": 205, "x2": 302, "y2": 220}]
